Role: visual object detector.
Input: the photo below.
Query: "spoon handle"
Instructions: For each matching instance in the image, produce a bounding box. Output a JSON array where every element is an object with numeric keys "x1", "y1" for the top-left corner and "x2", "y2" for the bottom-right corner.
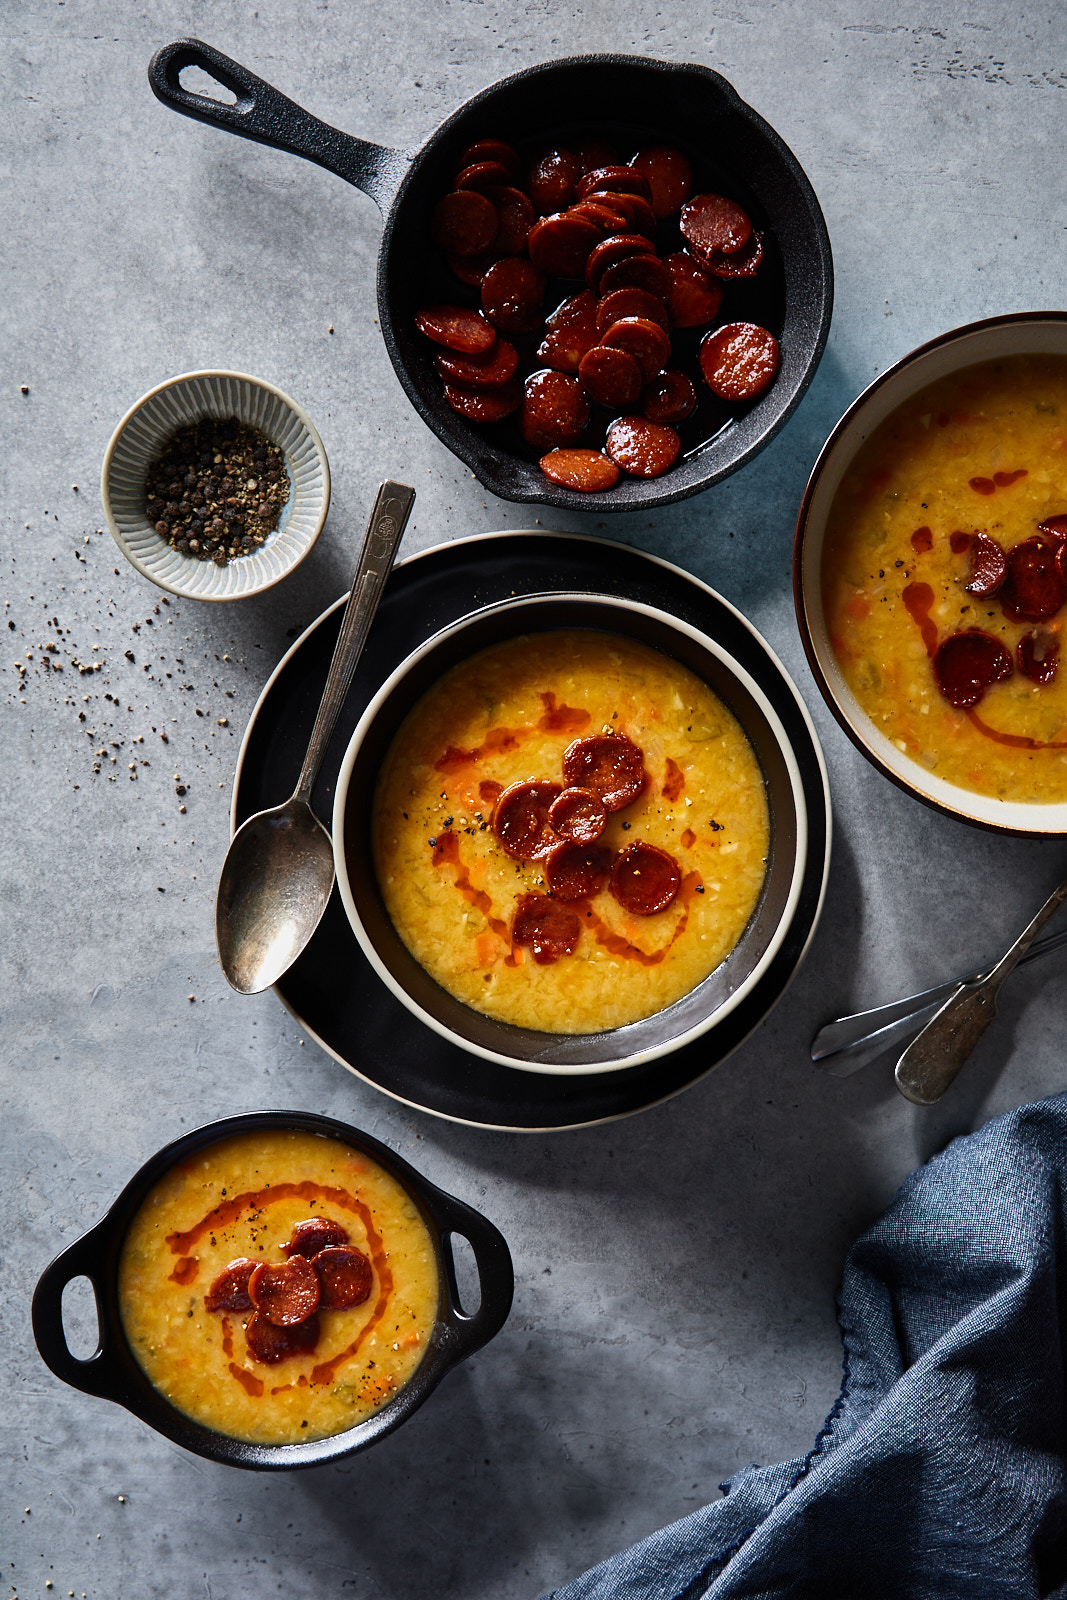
[
  {"x1": 894, "y1": 872, "x2": 1067, "y2": 1105},
  {"x1": 294, "y1": 481, "x2": 415, "y2": 805}
]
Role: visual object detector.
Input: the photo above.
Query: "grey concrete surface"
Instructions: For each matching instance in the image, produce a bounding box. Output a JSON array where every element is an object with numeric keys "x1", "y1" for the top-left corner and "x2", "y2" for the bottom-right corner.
[{"x1": 3, "y1": 2, "x2": 1066, "y2": 1595}]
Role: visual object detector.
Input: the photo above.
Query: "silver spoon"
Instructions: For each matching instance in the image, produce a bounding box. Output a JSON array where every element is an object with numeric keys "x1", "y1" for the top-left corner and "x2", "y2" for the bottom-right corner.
[
  {"x1": 216, "y1": 480, "x2": 415, "y2": 994},
  {"x1": 894, "y1": 871, "x2": 1067, "y2": 1105},
  {"x1": 811, "y1": 926, "x2": 1067, "y2": 1077}
]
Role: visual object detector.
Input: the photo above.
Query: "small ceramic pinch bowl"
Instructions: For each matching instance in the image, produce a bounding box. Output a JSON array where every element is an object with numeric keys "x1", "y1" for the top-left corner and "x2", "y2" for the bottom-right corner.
[
  {"x1": 101, "y1": 370, "x2": 330, "y2": 601},
  {"x1": 333, "y1": 592, "x2": 810, "y2": 1074},
  {"x1": 795, "y1": 311, "x2": 1067, "y2": 836},
  {"x1": 31, "y1": 1111, "x2": 513, "y2": 1470}
]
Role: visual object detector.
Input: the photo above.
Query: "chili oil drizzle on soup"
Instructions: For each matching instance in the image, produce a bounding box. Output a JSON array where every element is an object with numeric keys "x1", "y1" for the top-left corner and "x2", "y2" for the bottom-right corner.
[
  {"x1": 371, "y1": 629, "x2": 769, "y2": 1033},
  {"x1": 822, "y1": 355, "x2": 1067, "y2": 805},
  {"x1": 118, "y1": 1130, "x2": 439, "y2": 1445}
]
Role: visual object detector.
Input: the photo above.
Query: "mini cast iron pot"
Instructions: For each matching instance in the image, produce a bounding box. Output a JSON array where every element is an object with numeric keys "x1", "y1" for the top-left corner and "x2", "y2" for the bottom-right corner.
[
  {"x1": 32, "y1": 1111, "x2": 513, "y2": 1470},
  {"x1": 148, "y1": 40, "x2": 833, "y2": 512}
]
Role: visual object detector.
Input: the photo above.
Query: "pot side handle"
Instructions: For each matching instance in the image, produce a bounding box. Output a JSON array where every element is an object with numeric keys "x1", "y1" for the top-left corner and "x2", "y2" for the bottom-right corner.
[
  {"x1": 31, "y1": 1229, "x2": 120, "y2": 1401},
  {"x1": 433, "y1": 1193, "x2": 515, "y2": 1361},
  {"x1": 148, "y1": 39, "x2": 409, "y2": 213}
]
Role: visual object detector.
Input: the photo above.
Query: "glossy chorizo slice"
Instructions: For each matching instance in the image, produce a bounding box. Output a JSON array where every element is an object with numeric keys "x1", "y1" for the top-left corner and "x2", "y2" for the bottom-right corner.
[
  {"x1": 595, "y1": 287, "x2": 669, "y2": 335},
  {"x1": 248, "y1": 1255, "x2": 321, "y2": 1327},
  {"x1": 662, "y1": 252, "x2": 724, "y2": 328},
  {"x1": 577, "y1": 165, "x2": 653, "y2": 202},
  {"x1": 538, "y1": 448, "x2": 620, "y2": 493},
  {"x1": 245, "y1": 1310, "x2": 321, "y2": 1365},
  {"x1": 442, "y1": 378, "x2": 522, "y2": 422},
  {"x1": 525, "y1": 146, "x2": 582, "y2": 214},
  {"x1": 528, "y1": 211, "x2": 601, "y2": 278},
  {"x1": 965, "y1": 531, "x2": 1007, "y2": 597},
  {"x1": 547, "y1": 786, "x2": 608, "y2": 843},
  {"x1": 204, "y1": 1257, "x2": 258, "y2": 1314},
  {"x1": 680, "y1": 193, "x2": 752, "y2": 261},
  {"x1": 448, "y1": 251, "x2": 498, "y2": 288},
  {"x1": 999, "y1": 537, "x2": 1066, "y2": 621},
  {"x1": 454, "y1": 160, "x2": 513, "y2": 192},
  {"x1": 481, "y1": 257, "x2": 545, "y2": 335},
  {"x1": 458, "y1": 138, "x2": 520, "y2": 179},
  {"x1": 578, "y1": 344, "x2": 643, "y2": 409},
  {"x1": 597, "y1": 253, "x2": 671, "y2": 299},
  {"x1": 1018, "y1": 630, "x2": 1059, "y2": 685},
  {"x1": 520, "y1": 369, "x2": 590, "y2": 449},
  {"x1": 585, "y1": 234, "x2": 655, "y2": 291},
  {"x1": 415, "y1": 304, "x2": 496, "y2": 353},
  {"x1": 699, "y1": 323, "x2": 779, "y2": 402},
  {"x1": 933, "y1": 631, "x2": 1013, "y2": 708},
  {"x1": 605, "y1": 416, "x2": 682, "y2": 479},
  {"x1": 599, "y1": 316, "x2": 671, "y2": 381},
  {"x1": 511, "y1": 894, "x2": 581, "y2": 964},
  {"x1": 492, "y1": 779, "x2": 562, "y2": 859},
  {"x1": 537, "y1": 290, "x2": 599, "y2": 373},
  {"x1": 544, "y1": 841, "x2": 614, "y2": 902},
  {"x1": 597, "y1": 191, "x2": 657, "y2": 239},
  {"x1": 485, "y1": 185, "x2": 534, "y2": 254},
  {"x1": 610, "y1": 841, "x2": 682, "y2": 915},
  {"x1": 643, "y1": 370, "x2": 697, "y2": 425},
  {"x1": 630, "y1": 145, "x2": 694, "y2": 217},
  {"x1": 568, "y1": 198, "x2": 631, "y2": 235},
  {"x1": 562, "y1": 732, "x2": 646, "y2": 811},
  {"x1": 706, "y1": 229, "x2": 765, "y2": 280},
  {"x1": 313, "y1": 1245, "x2": 373, "y2": 1310},
  {"x1": 283, "y1": 1217, "x2": 350, "y2": 1259},
  {"x1": 431, "y1": 189, "x2": 499, "y2": 257},
  {"x1": 435, "y1": 337, "x2": 519, "y2": 388}
]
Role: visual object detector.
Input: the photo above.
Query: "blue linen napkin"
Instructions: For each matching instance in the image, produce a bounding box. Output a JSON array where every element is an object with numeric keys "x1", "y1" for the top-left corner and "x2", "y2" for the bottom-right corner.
[{"x1": 542, "y1": 1095, "x2": 1067, "y2": 1600}]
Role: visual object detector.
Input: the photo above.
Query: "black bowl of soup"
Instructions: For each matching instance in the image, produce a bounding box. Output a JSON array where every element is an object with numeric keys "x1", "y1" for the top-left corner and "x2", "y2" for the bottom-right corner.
[{"x1": 31, "y1": 1111, "x2": 513, "y2": 1469}]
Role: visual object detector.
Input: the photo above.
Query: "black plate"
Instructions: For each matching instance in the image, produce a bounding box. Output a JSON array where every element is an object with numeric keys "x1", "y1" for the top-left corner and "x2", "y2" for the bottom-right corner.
[{"x1": 233, "y1": 534, "x2": 831, "y2": 1129}]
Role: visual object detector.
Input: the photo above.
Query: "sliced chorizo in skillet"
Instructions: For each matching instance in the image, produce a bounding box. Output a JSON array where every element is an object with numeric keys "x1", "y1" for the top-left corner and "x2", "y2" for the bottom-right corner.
[
  {"x1": 442, "y1": 378, "x2": 522, "y2": 422},
  {"x1": 458, "y1": 138, "x2": 520, "y2": 179},
  {"x1": 568, "y1": 198, "x2": 631, "y2": 235},
  {"x1": 578, "y1": 344, "x2": 643, "y2": 409},
  {"x1": 485, "y1": 185, "x2": 534, "y2": 254},
  {"x1": 539, "y1": 449, "x2": 620, "y2": 493},
  {"x1": 585, "y1": 234, "x2": 656, "y2": 292},
  {"x1": 680, "y1": 193, "x2": 752, "y2": 261},
  {"x1": 699, "y1": 323, "x2": 779, "y2": 402},
  {"x1": 448, "y1": 251, "x2": 498, "y2": 288},
  {"x1": 525, "y1": 146, "x2": 582, "y2": 214},
  {"x1": 434, "y1": 337, "x2": 519, "y2": 388},
  {"x1": 415, "y1": 304, "x2": 496, "y2": 353},
  {"x1": 643, "y1": 370, "x2": 697, "y2": 425},
  {"x1": 630, "y1": 145, "x2": 694, "y2": 217},
  {"x1": 578, "y1": 165, "x2": 653, "y2": 202},
  {"x1": 481, "y1": 257, "x2": 545, "y2": 335},
  {"x1": 596, "y1": 191, "x2": 657, "y2": 239},
  {"x1": 662, "y1": 252, "x2": 724, "y2": 328},
  {"x1": 599, "y1": 317, "x2": 671, "y2": 381},
  {"x1": 520, "y1": 369, "x2": 590, "y2": 449},
  {"x1": 597, "y1": 253, "x2": 671, "y2": 299},
  {"x1": 528, "y1": 211, "x2": 601, "y2": 278},
  {"x1": 595, "y1": 287, "x2": 669, "y2": 335},
  {"x1": 454, "y1": 160, "x2": 512, "y2": 192},
  {"x1": 610, "y1": 841, "x2": 682, "y2": 915},
  {"x1": 705, "y1": 229, "x2": 765, "y2": 280},
  {"x1": 431, "y1": 189, "x2": 499, "y2": 256},
  {"x1": 605, "y1": 416, "x2": 682, "y2": 479},
  {"x1": 537, "y1": 290, "x2": 599, "y2": 373}
]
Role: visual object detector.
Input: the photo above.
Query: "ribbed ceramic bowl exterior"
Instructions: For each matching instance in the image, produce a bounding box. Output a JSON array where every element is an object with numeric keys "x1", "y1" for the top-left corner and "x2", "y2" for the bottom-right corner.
[{"x1": 101, "y1": 371, "x2": 330, "y2": 601}]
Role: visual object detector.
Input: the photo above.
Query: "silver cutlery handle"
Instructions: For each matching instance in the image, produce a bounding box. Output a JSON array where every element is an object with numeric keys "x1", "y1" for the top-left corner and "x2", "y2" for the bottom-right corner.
[{"x1": 295, "y1": 481, "x2": 415, "y2": 805}]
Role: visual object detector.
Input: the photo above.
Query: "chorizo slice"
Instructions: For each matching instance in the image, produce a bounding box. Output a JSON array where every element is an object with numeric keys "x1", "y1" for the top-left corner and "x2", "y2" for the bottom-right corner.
[
  {"x1": 537, "y1": 290, "x2": 600, "y2": 373},
  {"x1": 964, "y1": 531, "x2": 1007, "y2": 597},
  {"x1": 244, "y1": 1310, "x2": 321, "y2": 1365},
  {"x1": 605, "y1": 416, "x2": 682, "y2": 479},
  {"x1": 448, "y1": 251, "x2": 498, "y2": 288},
  {"x1": 544, "y1": 841, "x2": 614, "y2": 902},
  {"x1": 511, "y1": 894, "x2": 581, "y2": 964},
  {"x1": 204, "y1": 1257, "x2": 258, "y2": 1314},
  {"x1": 568, "y1": 198, "x2": 631, "y2": 235},
  {"x1": 706, "y1": 229, "x2": 765, "y2": 280},
  {"x1": 528, "y1": 211, "x2": 601, "y2": 278},
  {"x1": 578, "y1": 165, "x2": 653, "y2": 202},
  {"x1": 435, "y1": 337, "x2": 519, "y2": 388},
  {"x1": 596, "y1": 191, "x2": 658, "y2": 239},
  {"x1": 1039, "y1": 514, "x2": 1067, "y2": 542},
  {"x1": 699, "y1": 323, "x2": 779, "y2": 402},
  {"x1": 999, "y1": 537, "x2": 1067, "y2": 621},
  {"x1": 1018, "y1": 630, "x2": 1059, "y2": 685},
  {"x1": 643, "y1": 370, "x2": 697, "y2": 425},
  {"x1": 492, "y1": 779, "x2": 562, "y2": 859},
  {"x1": 443, "y1": 378, "x2": 522, "y2": 423},
  {"x1": 933, "y1": 631, "x2": 1013, "y2": 708},
  {"x1": 585, "y1": 234, "x2": 657, "y2": 291},
  {"x1": 431, "y1": 189, "x2": 499, "y2": 257},
  {"x1": 610, "y1": 842, "x2": 682, "y2": 916},
  {"x1": 663, "y1": 252, "x2": 724, "y2": 328},
  {"x1": 415, "y1": 304, "x2": 496, "y2": 353},
  {"x1": 520, "y1": 369, "x2": 590, "y2": 449},
  {"x1": 458, "y1": 138, "x2": 520, "y2": 179},
  {"x1": 282, "y1": 1217, "x2": 350, "y2": 1259},
  {"x1": 526, "y1": 146, "x2": 582, "y2": 214},
  {"x1": 578, "y1": 344, "x2": 643, "y2": 409},
  {"x1": 630, "y1": 145, "x2": 694, "y2": 218},
  {"x1": 249, "y1": 1255, "x2": 321, "y2": 1327},
  {"x1": 539, "y1": 448, "x2": 620, "y2": 493},
  {"x1": 599, "y1": 316, "x2": 671, "y2": 381},
  {"x1": 313, "y1": 1245, "x2": 373, "y2": 1310},
  {"x1": 481, "y1": 257, "x2": 545, "y2": 335},
  {"x1": 454, "y1": 160, "x2": 513, "y2": 192},
  {"x1": 597, "y1": 253, "x2": 671, "y2": 299},
  {"x1": 680, "y1": 193, "x2": 752, "y2": 260},
  {"x1": 562, "y1": 732, "x2": 647, "y2": 811},
  {"x1": 485, "y1": 185, "x2": 534, "y2": 254},
  {"x1": 595, "y1": 287, "x2": 669, "y2": 335},
  {"x1": 547, "y1": 786, "x2": 608, "y2": 843}
]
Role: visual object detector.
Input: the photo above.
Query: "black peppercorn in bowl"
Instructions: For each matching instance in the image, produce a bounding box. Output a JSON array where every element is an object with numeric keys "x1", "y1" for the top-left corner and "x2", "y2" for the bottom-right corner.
[
  {"x1": 31, "y1": 1111, "x2": 513, "y2": 1470},
  {"x1": 101, "y1": 371, "x2": 330, "y2": 601}
]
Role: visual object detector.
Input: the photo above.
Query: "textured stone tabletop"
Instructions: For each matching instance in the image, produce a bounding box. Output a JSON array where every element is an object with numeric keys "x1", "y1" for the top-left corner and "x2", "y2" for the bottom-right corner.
[{"x1": 4, "y1": 3, "x2": 1066, "y2": 1596}]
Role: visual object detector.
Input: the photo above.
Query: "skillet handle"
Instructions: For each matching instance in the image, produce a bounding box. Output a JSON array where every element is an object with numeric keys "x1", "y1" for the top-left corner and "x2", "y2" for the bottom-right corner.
[
  {"x1": 432, "y1": 1191, "x2": 514, "y2": 1362},
  {"x1": 32, "y1": 1226, "x2": 120, "y2": 1401},
  {"x1": 148, "y1": 39, "x2": 409, "y2": 212}
]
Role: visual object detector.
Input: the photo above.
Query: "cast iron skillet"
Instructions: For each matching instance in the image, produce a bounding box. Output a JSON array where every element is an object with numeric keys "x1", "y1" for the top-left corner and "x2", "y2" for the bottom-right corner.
[
  {"x1": 32, "y1": 1111, "x2": 513, "y2": 1470},
  {"x1": 148, "y1": 41, "x2": 833, "y2": 512}
]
